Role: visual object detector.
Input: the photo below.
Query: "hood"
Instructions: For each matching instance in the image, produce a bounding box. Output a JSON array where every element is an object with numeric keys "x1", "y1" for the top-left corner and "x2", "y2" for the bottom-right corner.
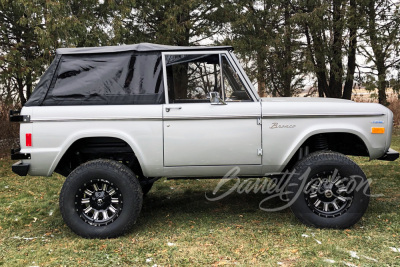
[{"x1": 261, "y1": 97, "x2": 389, "y2": 117}]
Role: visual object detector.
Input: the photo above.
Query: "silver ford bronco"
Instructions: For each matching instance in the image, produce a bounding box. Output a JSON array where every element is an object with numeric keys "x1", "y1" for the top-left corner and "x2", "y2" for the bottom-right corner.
[{"x1": 10, "y1": 43, "x2": 399, "y2": 238}]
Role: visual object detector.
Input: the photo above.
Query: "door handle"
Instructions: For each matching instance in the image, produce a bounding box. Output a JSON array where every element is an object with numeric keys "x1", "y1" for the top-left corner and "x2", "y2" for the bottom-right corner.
[{"x1": 165, "y1": 107, "x2": 182, "y2": 112}]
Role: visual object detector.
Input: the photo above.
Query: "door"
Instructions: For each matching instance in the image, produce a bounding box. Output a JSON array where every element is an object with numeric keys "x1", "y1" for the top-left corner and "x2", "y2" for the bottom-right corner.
[{"x1": 162, "y1": 52, "x2": 262, "y2": 167}]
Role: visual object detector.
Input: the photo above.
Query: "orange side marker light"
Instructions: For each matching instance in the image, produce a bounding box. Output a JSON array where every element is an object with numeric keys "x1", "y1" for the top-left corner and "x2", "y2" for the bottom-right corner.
[{"x1": 371, "y1": 127, "x2": 385, "y2": 134}]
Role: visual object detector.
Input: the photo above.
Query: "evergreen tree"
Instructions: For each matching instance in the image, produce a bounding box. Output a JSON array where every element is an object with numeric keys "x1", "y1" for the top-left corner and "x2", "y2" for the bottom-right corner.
[
  {"x1": 0, "y1": 0, "x2": 119, "y2": 105},
  {"x1": 226, "y1": 0, "x2": 306, "y2": 97},
  {"x1": 359, "y1": 0, "x2": 400, "y2": 105},
  {"x1": 114, "y1": 0, "x2": 227, "y2": 46}
]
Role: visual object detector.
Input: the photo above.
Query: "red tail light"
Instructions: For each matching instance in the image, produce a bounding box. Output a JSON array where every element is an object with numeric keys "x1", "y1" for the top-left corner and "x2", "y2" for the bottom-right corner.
[{"x1": 26, "y1": 133, "x2": 32, "y2": 147}]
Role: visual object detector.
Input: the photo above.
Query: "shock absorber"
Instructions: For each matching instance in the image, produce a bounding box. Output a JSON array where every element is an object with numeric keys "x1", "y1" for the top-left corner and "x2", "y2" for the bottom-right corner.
[{"x1": 314, "y1": 134, "x2": 328, "y2": 151}]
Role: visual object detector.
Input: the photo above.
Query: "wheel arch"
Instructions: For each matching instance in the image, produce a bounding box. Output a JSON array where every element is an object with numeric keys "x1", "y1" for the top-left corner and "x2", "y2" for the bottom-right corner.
[
  {"x1": 50, "y1": 132, "x2": 145, "y2": 177},
  {"x1": 283, "y1": 130, "x2": 370, "y2": 171}
]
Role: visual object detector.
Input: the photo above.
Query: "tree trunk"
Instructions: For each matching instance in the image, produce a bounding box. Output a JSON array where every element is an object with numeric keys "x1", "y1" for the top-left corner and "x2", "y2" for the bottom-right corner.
[
  {"x1": 342, "y1": 0, "x2": 357, "y2": 100},
  {"x1": 310, "y1": 29, "x2": 330, "y2": 97},
  {"x1": 328, "y1": 0, "x2": 344, "y2": 98},
  {"x1": 26, "y1": 71, "x2": 32, "y2": 101},
  {"x1": 17, "y1": 77, "x2": 26, "y2": 106},
  {"x1": 283, "y1": 0, "x2": 292, "y2": 97},
  {"x1": 304, "y1": 26, "x2": 325, "y2": 97},
  {"x1": 377, "y1": 63, "x2": 388, "y2": 106},
  {"x1": 367, "y1": 0, "x2": 388, "y2": 105},
  {"x1": 172, "y1": 6, "x2": 191, "y2": 99},
  {"x1": 256, "y1": 52, "x2": 266, "y2": 97}
]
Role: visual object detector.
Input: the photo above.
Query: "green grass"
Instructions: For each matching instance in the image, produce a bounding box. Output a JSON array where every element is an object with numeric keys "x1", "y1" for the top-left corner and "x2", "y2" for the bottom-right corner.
[{"x1": 1, "y1": 130, "x2": 400, "y2": 266}]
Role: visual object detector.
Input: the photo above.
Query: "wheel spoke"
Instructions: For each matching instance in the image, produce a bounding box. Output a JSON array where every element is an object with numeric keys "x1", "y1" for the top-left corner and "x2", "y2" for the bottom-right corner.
[
  {"x1": 102, "y1": 211, "x2": 109, "y2": 220},
  {"x1": 331, "y1": 174, "x2": 340, "y2": 184},
  {"x1": 337, "y1": 196, "x2": 347, "y2": 202},
  {"x1": 93, "y1": 210, "x2": 99, "y2": 220},
  {"x1": 108, "y1": 205, "x2": 117, "y2": 214},
  {"x1": 309, "y1": 192, "x2": 318, "y2": 198},
  {"x1": 337, "y1": 187, "x2": 347, "y2": 193},
  {"x1": 84, "y1": 189, "x2": 93, "y2": 196},
  {"x1": 102, "y1": 183, "x2": 107, "y2": 191},
  {"x1": 311, "y1": 184, "x2": 319, "y2": 190},
  {"x1": 111, "y1": 198, "x2": 119, "y2": 204},
  {"x1": 314, "y1": 199, "x2": 321, "y2": 207},
  {"x1": 334, "y1": 179, "x2": 344, "y2": 186},
  {"x1": 84, "y1": 206, "x2": 93, "y2": 214},
  {"x1": 81, "y1": 198, "x2": 90, "y2": 204},
  {"x1": 323, "y1": 203, "x2": 329, "y2": 212},
  {"x1": 93, "y1": 183, "x2": 99, "y2": 191},
  {"x1": 107, "y1": 189, "x2": 116, "y2": 196},
  {"x1": 332, "y1": 200, "x2": 339, "y2": 210},
  {"x1": 329, "y1": 169, "x2": 339, "y2": 182}
]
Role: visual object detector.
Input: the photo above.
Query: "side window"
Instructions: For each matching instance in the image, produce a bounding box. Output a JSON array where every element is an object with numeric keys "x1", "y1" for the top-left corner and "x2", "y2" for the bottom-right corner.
[
  {"x1": 221, "y1": 55, "x2": 251, "y2": 101},
  {"x1": 165, "y1": 53, "x2": 252, "y2": 103},
  {"x1": 166, "y1": 54, "x2": 221, "y2": 103}
]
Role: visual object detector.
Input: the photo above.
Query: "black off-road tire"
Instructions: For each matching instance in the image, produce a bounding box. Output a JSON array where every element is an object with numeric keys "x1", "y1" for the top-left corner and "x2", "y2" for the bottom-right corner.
[
  {"x1": 59, "y1": 159, "x2": 143, "y2": 238},
  {"x1": 287, "y1": 151, "x2": 370, "y2": 229}
]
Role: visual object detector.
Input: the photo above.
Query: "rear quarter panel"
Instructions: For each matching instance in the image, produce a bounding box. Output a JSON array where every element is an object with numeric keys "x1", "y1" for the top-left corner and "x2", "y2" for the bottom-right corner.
[{"x1": 19, "y1": 105, "x2": 163, "y2": 177}]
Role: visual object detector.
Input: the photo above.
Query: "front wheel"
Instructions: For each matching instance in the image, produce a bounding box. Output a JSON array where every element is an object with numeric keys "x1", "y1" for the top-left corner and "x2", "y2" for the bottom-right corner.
[
  {"x1": 287, "y1": 151, "x2": 370, "y2": 229},
  {"x1": 59, "y1": 159, "x2": 143, "y2": 238}
]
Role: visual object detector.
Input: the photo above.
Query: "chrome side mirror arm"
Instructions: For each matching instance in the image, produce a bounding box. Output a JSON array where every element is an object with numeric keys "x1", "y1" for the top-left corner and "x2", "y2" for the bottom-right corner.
[{"x1": 209, "y1": 92, "x2": 226, "y2": 105}]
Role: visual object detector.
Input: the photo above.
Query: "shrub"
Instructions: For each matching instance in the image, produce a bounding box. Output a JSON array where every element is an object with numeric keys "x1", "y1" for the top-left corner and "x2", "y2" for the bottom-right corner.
[
  {"x1": 0, "y1": 101, "x2": 20, "y2": 156},
  {"x1": 388, "y1": 98, "x2": 400, "y2": 126}
]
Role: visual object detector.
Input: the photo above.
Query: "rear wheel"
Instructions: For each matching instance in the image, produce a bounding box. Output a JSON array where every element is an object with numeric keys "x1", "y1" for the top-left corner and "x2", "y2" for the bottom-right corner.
[
  {"x1": 60, "y1": 159, "x2": 143, "y2": 238},
  {"x1": 287, "y1": 151, "x2": 370, "y2": 229}
]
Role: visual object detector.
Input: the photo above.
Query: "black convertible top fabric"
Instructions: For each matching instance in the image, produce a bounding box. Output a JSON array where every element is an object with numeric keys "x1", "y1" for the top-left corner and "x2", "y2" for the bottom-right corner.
[
  {"x1": 57, "y1": 43, "x2": 232, "y2": 54},
  {"x1": 25, "y1": 43, "x2": 232, "y2": 106},
  {"x1": 25, "y1": 55, "x2": 61, "y2": 106}
]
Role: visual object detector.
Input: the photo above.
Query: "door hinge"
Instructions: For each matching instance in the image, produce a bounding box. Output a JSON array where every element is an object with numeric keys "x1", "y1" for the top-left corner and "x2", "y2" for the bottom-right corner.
[
  {"x1": 257, "y1": 148, "x2": 263, "y2": 156},
  {"x1": 257, "y1": 117, "x2": 262, "y2": 125}
]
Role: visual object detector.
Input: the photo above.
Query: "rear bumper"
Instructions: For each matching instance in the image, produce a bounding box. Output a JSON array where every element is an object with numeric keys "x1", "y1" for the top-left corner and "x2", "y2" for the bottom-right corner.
[
  {"x1": 378, "y1": 148, "x2": 399, "y2": 161},
  {"x1": 12, "y1": 161, "x2": 30, "y2": 176},
  {"x1": 11, "y1": 148, "x2": 31, "y2": 176}
]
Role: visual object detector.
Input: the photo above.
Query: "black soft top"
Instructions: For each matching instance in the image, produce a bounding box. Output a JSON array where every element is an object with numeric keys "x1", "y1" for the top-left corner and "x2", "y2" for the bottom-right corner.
[
  {"x1": 25, "y1": 43, "x2": 233, "y2": 107},
  {"x1": 56, "y1": 43, "x2": 233, "y2": 54}
]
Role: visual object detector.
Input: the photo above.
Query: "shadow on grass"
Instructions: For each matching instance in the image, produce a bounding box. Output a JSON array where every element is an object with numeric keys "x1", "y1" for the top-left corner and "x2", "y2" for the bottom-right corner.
[{"x1": 134, "y1": 184, "x2": 293, "y2": 231}]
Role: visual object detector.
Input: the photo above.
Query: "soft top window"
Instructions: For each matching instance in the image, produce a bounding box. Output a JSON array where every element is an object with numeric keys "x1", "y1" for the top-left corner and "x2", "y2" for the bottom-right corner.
[
  {"x1": 26, "y1": 51, "x2": 164, "y2": 106},
  {"x1": 53, "y1": 53, "x2": 132, "y2": 97}
]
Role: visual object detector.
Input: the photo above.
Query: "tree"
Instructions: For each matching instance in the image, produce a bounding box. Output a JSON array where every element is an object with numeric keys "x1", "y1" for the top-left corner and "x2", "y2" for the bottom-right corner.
[
  {"x1": 293, "y1": 0, "x2": 360, "y2": 99},
  {"x1": 0, "y1": 0, "x2": 119, "y2": 105},
  {"x1": 266, "y1": 0, "x2": 306, "y2": 97},
  {"x1": 112, "y1": 0, "x2": 228, "y2": 98},
  {"x1": 342, "y1": 0, "x2": 358, "y2": 99},
  {"x1": 114, "y1": 0, "x2": 227, "y2": 46},
  {"x1": 226, "y1": 0, "x2": 305, "y2": 97},
  {"x1": 0, "y1": 0, "x2": 51, "y2": 105},
  {"x1": 358, "y1": 0, "x2": 400, "y2": 105}
]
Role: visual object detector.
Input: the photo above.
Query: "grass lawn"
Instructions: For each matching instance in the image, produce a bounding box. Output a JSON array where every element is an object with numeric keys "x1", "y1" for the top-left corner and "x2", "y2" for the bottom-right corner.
[{"x1": 1, "y1": 129, "x2": 399, "y2": 266}]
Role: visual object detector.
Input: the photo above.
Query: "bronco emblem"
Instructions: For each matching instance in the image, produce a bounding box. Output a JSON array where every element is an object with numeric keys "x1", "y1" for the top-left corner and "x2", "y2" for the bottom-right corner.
[{"x1": 270, "y1": 122, "x2": 296, "y2": 129}]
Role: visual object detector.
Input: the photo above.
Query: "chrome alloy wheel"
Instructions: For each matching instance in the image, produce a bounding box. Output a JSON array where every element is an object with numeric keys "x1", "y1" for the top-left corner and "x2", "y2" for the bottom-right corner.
[
  {"x1": 304, "y1": 170, "x2": 354, "y2": 218},
  {"x1": 75, "y1": 179, "x2": 123, "y2": 226}
]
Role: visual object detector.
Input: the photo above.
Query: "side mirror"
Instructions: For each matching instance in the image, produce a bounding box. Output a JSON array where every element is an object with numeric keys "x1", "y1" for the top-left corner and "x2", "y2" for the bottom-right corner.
[{"x1": 210, "y1": 92, "x2": 226, "y2": 105}]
